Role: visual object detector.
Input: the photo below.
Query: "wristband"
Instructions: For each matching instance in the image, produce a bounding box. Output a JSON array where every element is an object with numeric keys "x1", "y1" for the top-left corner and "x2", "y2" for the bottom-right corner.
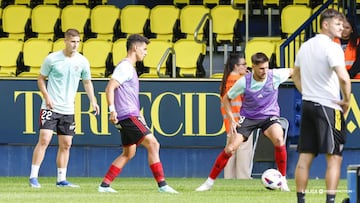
[{"x1": 109, "y1": 105, "x2": 116, "y2": 113}]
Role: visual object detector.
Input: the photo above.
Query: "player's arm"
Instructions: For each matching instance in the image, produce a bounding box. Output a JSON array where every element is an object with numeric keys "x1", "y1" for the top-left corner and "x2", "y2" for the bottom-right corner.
[
  {"x1": 292, "y1": 66, "x2": 302, "y2": 93},
  {"x1": 334, "y1": 65, "x2": 351, "y2": 114},
  {"x1": 105, "y1": 79, "x2": 120, "y2": 124},
  {"x1": 83, "y1": 79, "x2": 100, "y2": 115},
  {"x1": 37, "y1": 74, "x2": 53, "y2": 110}
]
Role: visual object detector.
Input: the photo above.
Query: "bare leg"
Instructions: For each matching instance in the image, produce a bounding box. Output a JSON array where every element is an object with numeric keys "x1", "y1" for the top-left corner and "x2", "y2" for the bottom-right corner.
[
  {"x1": 325, "y1": 154, "x2": 342, "y2": 194},
  {"x1": 295, "y1": 153, "x2": 315, "y2": 193}
]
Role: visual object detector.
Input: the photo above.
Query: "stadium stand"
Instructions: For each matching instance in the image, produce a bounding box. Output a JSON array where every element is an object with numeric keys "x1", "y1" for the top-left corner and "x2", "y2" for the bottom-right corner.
[
  {"x1": 82, "y1": 38, "x2": 113, "y2": 78},
  {"x1": 88, "y1": 4, "x2": 120, "y2": 41},
  {"x1": 0, "y1": 38, "x2": 23, "y2": 77},
  {"x1": 17, "y1": 38, "x2": 53, "y2": 77},
  {"x1": 148, "y1": 5, "x2": 180, "y2": 42},
  {"x1": 2, "y1": 5, "x2": 31, "y2": 41},
  {"x1": 30, "y1": 4, "x2": 61, "y2": 41}
]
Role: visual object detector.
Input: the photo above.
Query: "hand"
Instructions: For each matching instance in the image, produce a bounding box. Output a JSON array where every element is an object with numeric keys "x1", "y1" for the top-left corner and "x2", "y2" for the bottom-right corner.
[
  {"x1": 109, "y1": 111, "x2": 118, "y2": 125},
  {"x1": 92, "y1": 103, "x2": 100, "y2": 115},
  {"x1": 230, "y1": 119, "x2": 240, "y2": 135},
  {"x1": 45, "y1": 98, "x2": 54, "y2": 110},
  {"x1": 335, "y1": 99, "x2": 350, "y2": 115}
]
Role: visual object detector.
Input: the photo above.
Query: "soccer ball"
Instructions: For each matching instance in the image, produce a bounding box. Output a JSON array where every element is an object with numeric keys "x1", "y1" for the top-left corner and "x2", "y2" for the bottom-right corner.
[{"x1": 261, "y1": 168, "x2": 282, "y2": 190}]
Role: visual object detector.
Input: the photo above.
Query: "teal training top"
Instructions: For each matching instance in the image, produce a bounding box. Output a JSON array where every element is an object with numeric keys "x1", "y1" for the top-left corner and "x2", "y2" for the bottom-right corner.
[{"x1": 40, "y1": 50, "x2": 91, "y2": 115}]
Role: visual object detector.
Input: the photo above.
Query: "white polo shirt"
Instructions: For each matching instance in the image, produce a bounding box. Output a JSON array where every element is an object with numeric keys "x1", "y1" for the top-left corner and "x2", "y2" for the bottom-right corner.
[{"x1": 294, "y1": 34, "x2": 345, "y2": 111}]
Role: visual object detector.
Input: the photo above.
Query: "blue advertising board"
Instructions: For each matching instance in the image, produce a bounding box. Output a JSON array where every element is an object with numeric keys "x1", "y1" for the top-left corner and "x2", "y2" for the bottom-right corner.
[{"x1": 1, "y1": 78, "x2": 360, "y2": 149}]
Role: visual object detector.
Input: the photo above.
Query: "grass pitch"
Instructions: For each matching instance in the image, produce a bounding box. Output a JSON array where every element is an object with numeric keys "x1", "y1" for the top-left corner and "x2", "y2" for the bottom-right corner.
[{"x1": 0, "y1": 177, "x2": 349, "y2": 203}]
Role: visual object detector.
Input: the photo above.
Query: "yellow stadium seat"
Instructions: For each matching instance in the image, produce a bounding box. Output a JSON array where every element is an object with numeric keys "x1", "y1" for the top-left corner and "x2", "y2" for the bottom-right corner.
[
  {"x1": 140, "y1": 40, "x2": 173, "y2": 78},
  {"x1": 173, "y1": 39, "x2": 206, "y2": 77},
  {"x1": 149, "y1": 5, "x2": 180, "y2": 42},
  {"x1": 112, "y1": 39, "x2": 127, "y2": 69},
  {"x1": 60, "y1": 5, "x2": 90, "y2": 40},
  {"x1": 17, "y1": 38, "x2": 53, "y2": 77},
  {"x1": 210, "y1": 72, "x2": 223, "y2": 78},
  {"x1": 179, "y1": 5, "x2": 210, "y2": 41},
  {"x1": 119, "y1": 5, "x2": 150, "y2": 38},
  {"x1": 0, "y1": 38, "x2": 23, "y2": 77},
  {"x1": 82, "y1": 39, "x2": 113, "y2": 78},
  {"x1": 2, "y1": 5, "x2": 31, "y2": 40},
  {"x1": 281, "y1": 5, "x2": 312, "y2": 37},
  {"x1": 90, "y1": 5, "x2": 120, "y2": 41},
  {"x1": 245, "y1": 39, "x2": 276, "y2": 67},
  {"x1": 31, "y1": 5, "x2": 61, "y2": 41},
  {"x1": 211, "y1": 5, "x2": 243, "y2": 46}
]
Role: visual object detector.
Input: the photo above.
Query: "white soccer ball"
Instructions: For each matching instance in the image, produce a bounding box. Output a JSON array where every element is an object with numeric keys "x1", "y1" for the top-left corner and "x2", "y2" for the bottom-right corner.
[{"x1": 261, "y1": 168, "x2": 283, "y2": 190}]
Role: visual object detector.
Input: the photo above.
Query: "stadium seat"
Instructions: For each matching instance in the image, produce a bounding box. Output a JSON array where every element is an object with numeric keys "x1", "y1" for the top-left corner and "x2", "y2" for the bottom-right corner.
[
  {"x1": 17, "y1": 38, "x2": 53, "y2": 77},
  {"x1": 250, "y1": 117, "x2": 289, "y2": 177},
  {"x1": 2, "y1": 5, "x2": 31, "y2": 40},
  {"x1": 42, "y1": 0, "x2": 66, "y2": 8},
  {"x1": 148, "y1": 5, "x2": 180, "y2": 42},
  {"x1": 111, "y1": 39, "x2": 127, "y2": 68},
  {"x1": 119, "y1": 5, "x2": 150, "y2": 38},
  {"x1": 140, "y1": 40, "x2": 173, "y2": 78},
  {"x1": 58, "y1": 5, "x2": 91, "y2": 40},
  {"x1": 173, "y1": 39, "x2": 206, "y2": 77},
  {"x1": 0, "y1": 38, "x2": 23, "y2": 77},
  {"x1": 178, "y1": 5, "x2": 210, "y2": 41},
  {"x1": 82, "y1": 39, "x2": 113, "y2": 78},
  {"x1": 244, "y1": 39, "x2": 276, "y2": 67},
  {"x1": 210, "y1": 5, "x2": 243, "y2": 51},
  {"x1": 30, "y1": 5, "x2": 61, "y2": 41},
  {"x1": 281, "y1": 4, "x2": 312, "y2": 38},
  {"x1": 89, "y1": 5, "x2": 120, "y2": 41}
]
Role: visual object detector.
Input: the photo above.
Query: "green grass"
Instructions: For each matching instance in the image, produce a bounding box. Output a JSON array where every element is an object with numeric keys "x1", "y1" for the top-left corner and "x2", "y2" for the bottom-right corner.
[{"x1": 0, "y1": 177, "x2": 350, "y2": 203}]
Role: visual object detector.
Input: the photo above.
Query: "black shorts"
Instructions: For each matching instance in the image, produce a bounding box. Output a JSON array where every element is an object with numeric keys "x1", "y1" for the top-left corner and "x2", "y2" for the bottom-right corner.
[
  {"x1": 236, "y1": 115, "x2": 281, "y2": 141},
  {"x1": 297, "y1": 100, "x2": 346, "y2": 156},
  {"x1": 115, "y1": 116, "x2": 152, "y2": 146},
  {"x1": 39, "y1": 109, "x2": 75, "y2": 135}
]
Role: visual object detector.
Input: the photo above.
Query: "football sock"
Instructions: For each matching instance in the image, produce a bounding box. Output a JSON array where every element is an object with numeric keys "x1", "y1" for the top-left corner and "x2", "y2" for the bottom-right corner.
[
  {"x1": 30, "y1": 165, "x2": 40, "y2": 179},
  {"x1": 209, "y1": 150, "x2": 232, "y2": 179},
  {"x1": 57, "y1": 168, "x2": 67, "y2": 182},
  {"x1": 297, "y1": 192, "x2": 305, "y2": 203},
  {"x1": 150, "y1": 162, "x2": 167, "y2": 187},
  {"x1": 102, "y1": 164, "x2": 122, "y2": 186},
  {"x1": 326, "y1": 194, "x2": 335, "y2": 203},
  {"x1": 275, "y1": 145, "x2": 287, "y2": 176}
]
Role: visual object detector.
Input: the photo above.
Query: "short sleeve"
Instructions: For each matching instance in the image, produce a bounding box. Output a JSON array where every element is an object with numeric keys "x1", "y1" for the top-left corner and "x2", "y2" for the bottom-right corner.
[{"x1": 227, "y1": 76, "x2": 246, "y2": 99}]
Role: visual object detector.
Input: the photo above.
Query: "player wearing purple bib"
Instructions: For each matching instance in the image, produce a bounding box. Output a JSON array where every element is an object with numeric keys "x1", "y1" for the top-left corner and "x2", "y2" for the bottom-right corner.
[
  {"x1": 196, "y1": 52, "x2": 293, "y2": 192},
  {"x1": 98, "y1": 34, "x2": 178, "y2": 194}
]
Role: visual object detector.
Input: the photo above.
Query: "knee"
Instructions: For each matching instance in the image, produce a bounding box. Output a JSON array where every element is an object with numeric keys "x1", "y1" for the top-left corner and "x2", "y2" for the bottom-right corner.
[{"x1": 148, "y1": 139, "x2": 160, "y2": 151}]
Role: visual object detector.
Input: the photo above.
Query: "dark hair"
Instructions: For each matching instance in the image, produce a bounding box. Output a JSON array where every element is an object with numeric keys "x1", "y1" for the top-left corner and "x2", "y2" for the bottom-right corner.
[
  {"x1": 251, "y1": 52, "x2": 269, "y2": 65},
  {"x1": 126, "y1": 34, "x2": 150, "y2": 52},
  {"x1": 219, "y1": 53, "x2": 245, "y2": 97},
  {"x1": 319, "y1": 9, "x2": 345, "y2": 29},
  {"x1": 345, "y1": 17, "x2": 359, "y2": 48},
  {"x1": 64, "y1": 28, "x2": 80, "y2": 38}
]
